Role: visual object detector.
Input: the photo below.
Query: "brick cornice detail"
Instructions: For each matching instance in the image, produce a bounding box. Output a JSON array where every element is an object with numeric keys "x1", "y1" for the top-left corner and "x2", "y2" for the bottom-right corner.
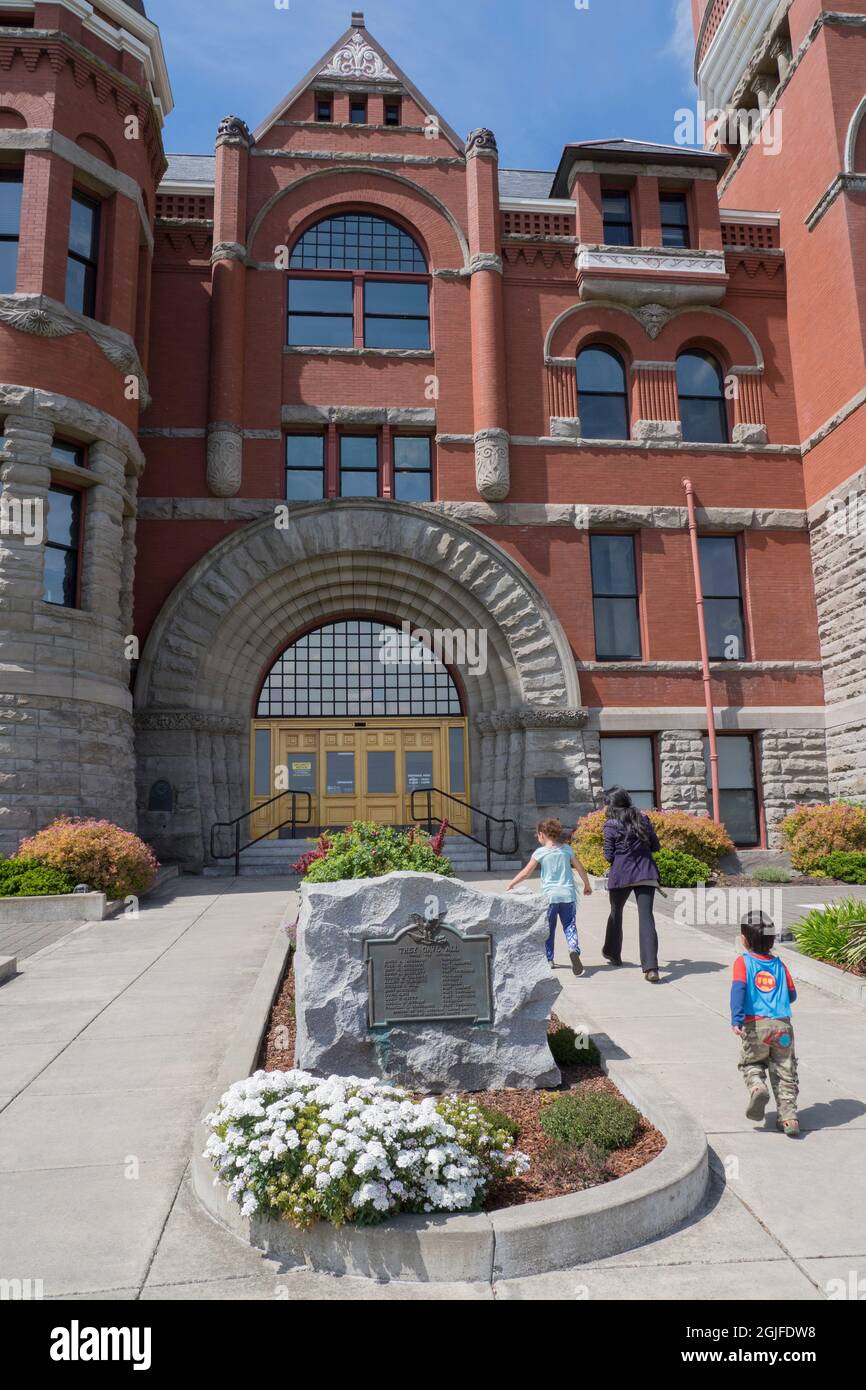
[{"x1": 0, "y1": 31, "x2": 166, "y2": 184}]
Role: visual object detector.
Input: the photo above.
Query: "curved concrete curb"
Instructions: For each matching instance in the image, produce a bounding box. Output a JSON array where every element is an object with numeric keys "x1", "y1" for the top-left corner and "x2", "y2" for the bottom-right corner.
[{"x1": 191, "y1": 927, "x2": 709, "y2": 1283}]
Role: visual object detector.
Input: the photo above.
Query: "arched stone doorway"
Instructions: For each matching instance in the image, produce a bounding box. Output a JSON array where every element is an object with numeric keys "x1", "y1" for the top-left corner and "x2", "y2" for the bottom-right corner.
[{"x1": 134, "y1": 501, "x2": 595, "y2": 867}]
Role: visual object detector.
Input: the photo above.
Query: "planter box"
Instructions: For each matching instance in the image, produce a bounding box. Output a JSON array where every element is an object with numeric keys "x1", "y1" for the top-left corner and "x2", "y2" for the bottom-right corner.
[
  {"x1": 0, "y1": 891, "x2": 113, "y2": 925},
  {"x1": 778, "y1": 943, "x2": 866, "y2": 1009}
]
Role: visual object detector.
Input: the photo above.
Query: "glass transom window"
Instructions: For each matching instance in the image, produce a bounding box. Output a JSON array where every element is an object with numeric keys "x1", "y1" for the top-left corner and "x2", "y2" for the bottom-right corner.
[
  {"x1": 257, "y1": 620, "x2": 463, "y2": 718},
  {"x1": 289, "y1": 215, "x2": 427, "y2": 272}
]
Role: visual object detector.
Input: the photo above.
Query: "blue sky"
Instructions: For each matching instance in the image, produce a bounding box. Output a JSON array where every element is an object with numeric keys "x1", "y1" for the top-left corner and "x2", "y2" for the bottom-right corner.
[{"x1": 146, "y1": 0, "x2": 699, "y2": 169}]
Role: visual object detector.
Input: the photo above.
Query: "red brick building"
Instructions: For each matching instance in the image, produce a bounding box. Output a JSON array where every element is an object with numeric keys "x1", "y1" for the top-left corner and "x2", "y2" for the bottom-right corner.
[{"x1": 0, "y1": 3, "x2": 862, "y2": 869}]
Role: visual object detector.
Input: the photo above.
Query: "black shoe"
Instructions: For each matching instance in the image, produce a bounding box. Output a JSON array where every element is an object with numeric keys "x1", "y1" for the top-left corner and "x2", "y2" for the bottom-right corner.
[
  {"x1": 569, "y1": 951, "x2": 584, "y2": 976},
  {"x1": 602, "y1": 951, "x2": 623, "y2": 967},
  {"x1": 644, "y1": 969, "x2": 660, "y2": 983}
]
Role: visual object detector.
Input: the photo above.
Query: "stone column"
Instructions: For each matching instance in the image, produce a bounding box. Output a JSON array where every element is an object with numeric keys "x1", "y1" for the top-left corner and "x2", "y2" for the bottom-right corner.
[
  {"x1": 78, "y1": 441, "x2": 127, "y2": 618},
  {"x1": 633, "y1": 362, "x2": 682, "y2": 441},
  {"x1": 119, "y1": 475, "x2": 138, "y2": 638},
  {"x1": 207, "y1": 116, "x2": 252, "y2": 498},
  {"x1": 0, "y1": 413, "x2": 53, "y2": 603},
  {"x1": 731, "y1": 369, "x2": 768, "y2": 445},
  {"x1": 759, "y1": 729, "x2": 830, "y2": 848},
  {"x1": 659, "y1": 729, "x2": 708, "y2": 812},
  {"x1": 466, "y1": 128, "x2": 510, "y2": 501}
]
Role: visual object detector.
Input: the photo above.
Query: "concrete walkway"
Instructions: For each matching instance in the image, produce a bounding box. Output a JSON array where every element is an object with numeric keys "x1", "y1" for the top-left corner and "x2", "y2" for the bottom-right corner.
[{"x1": 1, "y1": 876, "x2": 864, "y2": 1300}]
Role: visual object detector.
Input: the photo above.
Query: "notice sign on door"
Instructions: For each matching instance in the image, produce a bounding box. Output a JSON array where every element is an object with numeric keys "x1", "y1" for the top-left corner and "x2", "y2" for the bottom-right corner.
[{"x1": 291, "y1": 762, "x2": 311, "y2": 773}]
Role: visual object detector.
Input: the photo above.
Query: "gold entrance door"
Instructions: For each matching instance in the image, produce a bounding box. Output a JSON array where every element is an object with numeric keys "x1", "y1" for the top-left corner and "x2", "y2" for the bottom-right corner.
[
  {"x1": 320, "y1": 727, "x2": 361, "y2": 827},
  {"x1": 249, "y1": 719, "x2": 471, "y2": 837},
  {"x1": 362, "y1": 728, "x2": 402, "y2": 825}
]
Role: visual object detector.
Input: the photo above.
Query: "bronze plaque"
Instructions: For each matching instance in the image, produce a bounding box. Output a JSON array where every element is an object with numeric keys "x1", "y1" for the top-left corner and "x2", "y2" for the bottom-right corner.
[{"x1": 365, "y1": 914, "x2": 493, "y2": 1027}]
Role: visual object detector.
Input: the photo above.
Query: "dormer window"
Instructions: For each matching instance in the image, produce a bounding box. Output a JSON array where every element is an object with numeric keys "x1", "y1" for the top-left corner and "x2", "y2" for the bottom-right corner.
[
  {"x1": 350, "y1": 98, "x2": 367, "y2": 125},
  {"x1": 660, "y1": 192, "x2": 691, "y2": 249},
  {"x1": 384, "y1": 101, "x2": 401, "y2": 127},
  {"x1": 316, "y1": 96, "x2": 333, "y2": 122},
  {"x1": 602, "y1": 191, "x2": 633, "y2": 247}
]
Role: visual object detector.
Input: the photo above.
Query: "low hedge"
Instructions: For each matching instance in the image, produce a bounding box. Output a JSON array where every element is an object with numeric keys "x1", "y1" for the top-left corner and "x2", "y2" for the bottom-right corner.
[
  {"x1": 819, "y1": 851, "x2": 866, "y2": 885},
  {"x1": 573, "y1": 808, "x2": 733, "y2": 878},
  {"x1": 0, "y1": 857, "x2": 76, "y2": 898},
  {"x1": 653, "y1": 847, "x2": 712, "y2": 888},
  {"x1": 781, "y1": 802, "x2": 866, "y2": 874},
  {"x1": 294, "y1": 821, "x2": 453, "y2": 882},
  {"x1": 548, "y1": 1025, "x2": 601, "y2": 1068},
  {"x1": 540, "y1": 1091, "x2": 640, "y2": 1154}
]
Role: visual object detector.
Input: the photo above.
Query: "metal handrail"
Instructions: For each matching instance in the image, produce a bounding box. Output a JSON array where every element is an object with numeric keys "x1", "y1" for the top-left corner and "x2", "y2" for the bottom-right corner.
[
  {"x1": 210, "y1": 789, "x2": 313, "y2": 877},
  {"x1": 410, "y1": 787, "x2": 519, "y2": 873}
]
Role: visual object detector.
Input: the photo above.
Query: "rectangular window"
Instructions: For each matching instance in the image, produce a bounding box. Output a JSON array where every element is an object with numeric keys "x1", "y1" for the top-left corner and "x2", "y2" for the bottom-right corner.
[
  {"x1": 384, "y1": 101, "x2": 401, "y2": 126},
  {"x1": 590, "y1": 534, "x2": 641, "y2": 661},
  {"x1": 448, "y1": 727, "x2": 466, "y2": 795},
  {"x1": 287, "y1": 277, "x2": 353, "y2": 347},
  {"x1": 43, "y1": 486, "x2": 81, "y2": 608},
  {"x1": 704, "y1": 735, "x2": 759, "y2": 846},
  {"x1": 350, "y1": 98, "x2": 367, "y2": 124},
  {"x1": 340, "y1": 434, "x2": 379, "y2": 498},
  {"x1": 326, "y1": 751, "x2": 356, "y2": 795},
  {"x1": 316, "y1": 96, "x2": 332, "y2": 122},
  {"x1": 699, "y1": 536, "x2": 746, "y2": 660},
  {"x1": 51, "y1": 439, "x2": 86, "y2": 469},
  {"x1": 0, "y1": 168, "x2": 23, "y2": 294},
  {"x1": 405, "y1": 750, "x2": 434, "y2": 792},
  {"x1": 393, "y1": 435, "x2": 432, "y2": 502},
  {"x1": 600, "y1": 736, "x2": 656, "y2": 809},
  {"x1": 66, "y1": 191, "x2": 100, "y2": 318},
  {"x1": 286, "y1": 434, "x2": 325, "y2": 501},
  {"x1": 254, "y1": 730, "x2": 272, "y2": 798},
  {"x1": 364, "y1": 279, "x2": 429, "y2": 349},
  {"x1": 367, "y1": 750, "x2": 396, "y2": 795},
  {"x1": 602, "y1": 190, "x2": 633, "y2": 246},
  {"x1": 660, "y1": 192, "x2": 691, "y2": 249}
]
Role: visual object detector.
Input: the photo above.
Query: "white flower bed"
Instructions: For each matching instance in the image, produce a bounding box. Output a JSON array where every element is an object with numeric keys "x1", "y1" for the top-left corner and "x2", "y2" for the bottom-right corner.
[{"x1": 205, "y1": 1069, "x2": 529, "y2": 1229}]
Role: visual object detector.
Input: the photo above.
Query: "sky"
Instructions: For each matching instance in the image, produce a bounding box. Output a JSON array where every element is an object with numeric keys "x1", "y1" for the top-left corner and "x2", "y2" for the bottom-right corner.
[{"x1": 145, "y1": 0, "x2": 700, "y2": 170}]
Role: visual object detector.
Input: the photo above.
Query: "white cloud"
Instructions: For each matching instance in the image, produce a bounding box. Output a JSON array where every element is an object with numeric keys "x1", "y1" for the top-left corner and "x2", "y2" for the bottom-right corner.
[{"x1": 667, "y1": 0, "x2": 696, "y2": 79}]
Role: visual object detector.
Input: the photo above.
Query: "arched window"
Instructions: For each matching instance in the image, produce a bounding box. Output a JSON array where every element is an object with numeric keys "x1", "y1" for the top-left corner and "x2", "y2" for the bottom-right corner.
[
  {"x1": 676, "y1": 350, "x2": 728, "y2": 443},
  {"x1": 576, "y1": 346, "x2": 630, "y2": 440},
  {"x1": 257, "y1": 619, "x2": 463, "y2": 719},
  {"x1": 287, "y1": 214, "x2": 430, "y2": 350}
]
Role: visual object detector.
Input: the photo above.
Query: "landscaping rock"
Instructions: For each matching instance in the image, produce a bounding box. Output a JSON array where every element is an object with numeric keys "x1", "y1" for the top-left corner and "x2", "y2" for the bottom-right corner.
[{"x1": 294, "y1": 872, "x2": 561, "y2": 1091}]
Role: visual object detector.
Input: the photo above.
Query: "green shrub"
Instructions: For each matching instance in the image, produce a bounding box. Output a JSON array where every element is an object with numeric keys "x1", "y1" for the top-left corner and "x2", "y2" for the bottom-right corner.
[
  {"x1": 299, "y1": 821, "x2": 453, "y2": 883},
  {"x1": 534, "y1": 1139, "x2": 608, "y2": 1191},
  {"x1": 539, "y1": 1091, "x2": 640, "y2": 1153},
  {"x1": 793, "y1": 899, "x2": 866, "y2": 966},
  {"x1": 573, "y1": 807, "x2": 733, "y2": 878},
  {"x1": 820, "y1": 851, "x2": 866, "y2": 885},
  {"x1": 475, "y1": 1103, "x2": 520, "y2": 1143},
  {"x1": 653, "y1": 847, "x2": 712, "y2": 888},
  {"x1": 0, "y1": 857, "x2": 76, "y2": 898},
  {"x1": 548, "y1": 1025, "x2": 601, "y2": 1068},
  {"x1": 18, "y1": 819, "x2": 158, "y2": 899},
  {"x1": 781, "y1": 802, "x2": 866, "y2": 873},
  {"x1": 752, "y1": 867, "x2": 792, "y2": 884},
  {"x1": 841, "y1": 923, "x2": 866, "y2": 975}
]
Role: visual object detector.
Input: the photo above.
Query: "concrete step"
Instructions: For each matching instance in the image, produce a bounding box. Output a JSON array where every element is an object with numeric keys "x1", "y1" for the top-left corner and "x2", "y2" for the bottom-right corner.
[{"x1": 205, "y1": 834, "x2": 523, "y2": 876}]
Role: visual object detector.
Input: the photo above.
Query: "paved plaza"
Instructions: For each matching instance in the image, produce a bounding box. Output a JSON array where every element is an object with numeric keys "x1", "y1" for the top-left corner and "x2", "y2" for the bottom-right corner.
[{"x1": 0, "y1": 877, "x2": 864, "y2": 1300}]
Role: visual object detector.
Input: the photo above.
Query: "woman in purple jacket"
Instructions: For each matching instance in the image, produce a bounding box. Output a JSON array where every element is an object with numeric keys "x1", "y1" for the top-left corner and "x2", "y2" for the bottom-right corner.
[{"x1": 602, "y1": 787, "x2": 662, "y2": 983}]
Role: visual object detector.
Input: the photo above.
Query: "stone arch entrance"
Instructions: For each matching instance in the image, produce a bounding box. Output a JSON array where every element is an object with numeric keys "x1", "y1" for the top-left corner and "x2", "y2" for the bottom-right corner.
[{"x1": 134, "y1": 501, "x2": 593, "y2": 867}]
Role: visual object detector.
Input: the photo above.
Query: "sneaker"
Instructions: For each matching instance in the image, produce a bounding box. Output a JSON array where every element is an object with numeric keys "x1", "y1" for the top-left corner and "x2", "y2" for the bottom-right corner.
[
  {"x1": 569, "y1": 951, "x2": 584, "y2": 976},
  {"x1": 746, "y1": 1085, "x2": 770, "y2": 1121},
  {"x1": 644, "y1": 969, "x2": 660, "y2": 983},
  {"x1": 777, "y1": 1116, "x2": 800, "y2": 1138},
  {"x1": 602, "y1": 951, "x2": 623, "y2": 967}
]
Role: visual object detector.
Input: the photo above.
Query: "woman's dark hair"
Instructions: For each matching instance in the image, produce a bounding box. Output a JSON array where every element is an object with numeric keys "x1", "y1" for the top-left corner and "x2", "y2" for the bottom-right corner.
[{"x1": 605, "y1": 786, "x2": 651, "y2": 842}]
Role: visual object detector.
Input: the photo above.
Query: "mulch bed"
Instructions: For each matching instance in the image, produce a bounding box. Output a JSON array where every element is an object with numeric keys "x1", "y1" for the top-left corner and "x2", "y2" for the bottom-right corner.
[{"x1": 257, "y1": 963, "x2": 666, "y2": 1209}]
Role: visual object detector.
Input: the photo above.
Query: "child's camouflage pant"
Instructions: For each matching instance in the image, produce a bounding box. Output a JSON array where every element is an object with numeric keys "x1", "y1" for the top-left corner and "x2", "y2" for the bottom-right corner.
[{"x1": 739, "y1": 1018, "x2": 799, "y2": 1121}]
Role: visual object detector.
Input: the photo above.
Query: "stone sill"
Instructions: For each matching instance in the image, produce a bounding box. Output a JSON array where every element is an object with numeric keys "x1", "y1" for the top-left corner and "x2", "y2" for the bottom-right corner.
[{"x1": 282, "y1": 346, "x2": 434, "y2": 360}]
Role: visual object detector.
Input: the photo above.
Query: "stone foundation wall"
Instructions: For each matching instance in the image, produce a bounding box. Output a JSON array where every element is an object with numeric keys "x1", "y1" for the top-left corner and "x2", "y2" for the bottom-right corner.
[
  {"x1": 809, "y1": 472, "x2": 866, "y2": 800},
  {"x1": 758, "y1": 728, "x2": 830, "y2": 847},
  {"x1": 659, "y1": 729, "x2": 708, "y2": 813},
  {"x1": 0, "y1": 693, "x2": 135, "y2": 855}
]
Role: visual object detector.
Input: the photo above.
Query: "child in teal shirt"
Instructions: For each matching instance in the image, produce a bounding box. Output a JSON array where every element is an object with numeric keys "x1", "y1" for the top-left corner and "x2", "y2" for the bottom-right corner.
[{"x1": 507, "y1": 819, "x2": 593, "y2": 973}]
